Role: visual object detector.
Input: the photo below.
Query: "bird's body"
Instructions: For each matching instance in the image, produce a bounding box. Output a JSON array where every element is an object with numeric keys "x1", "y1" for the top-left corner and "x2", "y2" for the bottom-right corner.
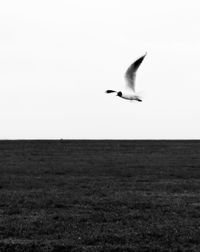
[
  {"x1": 121, "y1": 94, "x2": 142, "y2": 101},
  {"x1": 117, "y1": 92, "x2": 142, "y2": 101},
  {"x1": 105, "y1": 53, "x2": 146, "y2": 102}
]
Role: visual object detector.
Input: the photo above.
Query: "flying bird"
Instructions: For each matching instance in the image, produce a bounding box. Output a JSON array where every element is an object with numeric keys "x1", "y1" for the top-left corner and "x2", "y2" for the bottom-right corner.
[{"x1": 105, "y1": 53, "x2": 147, "y2": 101}]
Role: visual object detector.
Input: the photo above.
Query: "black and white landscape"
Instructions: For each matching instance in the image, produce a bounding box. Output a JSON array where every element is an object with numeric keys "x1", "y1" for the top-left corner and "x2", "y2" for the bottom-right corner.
[
  {"x1": 0, "y1": 1, "x2": 200, "y2": 251},
  {"x1": 0, "y1": 140, "x2": 200, "y2": 251}
]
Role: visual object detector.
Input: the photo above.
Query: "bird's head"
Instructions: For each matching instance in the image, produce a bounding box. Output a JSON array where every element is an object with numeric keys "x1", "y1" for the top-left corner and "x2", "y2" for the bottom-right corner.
[{"x1": 117, "y1": 91, "x2": 122, "y2": 97}]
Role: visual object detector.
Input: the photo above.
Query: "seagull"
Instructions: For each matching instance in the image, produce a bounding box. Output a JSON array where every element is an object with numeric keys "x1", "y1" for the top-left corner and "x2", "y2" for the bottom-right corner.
[{"x1": 105, "y1": 53, "x2": 147, "y2": 101}]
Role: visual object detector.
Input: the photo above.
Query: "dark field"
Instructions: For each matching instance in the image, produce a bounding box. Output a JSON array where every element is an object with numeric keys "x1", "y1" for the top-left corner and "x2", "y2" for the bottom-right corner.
[{"x1": 0, "y1": 140, "x2": 200, "y2": 251}]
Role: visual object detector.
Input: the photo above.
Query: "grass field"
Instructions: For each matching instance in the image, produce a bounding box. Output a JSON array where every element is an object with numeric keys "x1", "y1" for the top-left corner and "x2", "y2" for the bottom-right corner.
[{"x1": 0, "y1": 140, "x2": 200, "y2": 251}]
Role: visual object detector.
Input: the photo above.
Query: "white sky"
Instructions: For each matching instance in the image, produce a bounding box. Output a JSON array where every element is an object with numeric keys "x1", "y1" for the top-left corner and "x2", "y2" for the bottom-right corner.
[{"x1": 0, "y1": 0, "x2": 200, "y2": 139}]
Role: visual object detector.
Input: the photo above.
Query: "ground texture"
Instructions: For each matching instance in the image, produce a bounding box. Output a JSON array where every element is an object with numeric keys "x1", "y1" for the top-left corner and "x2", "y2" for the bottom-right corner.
[{"x1": 0, "y1": 140, "x2": 200, "y2": 251}]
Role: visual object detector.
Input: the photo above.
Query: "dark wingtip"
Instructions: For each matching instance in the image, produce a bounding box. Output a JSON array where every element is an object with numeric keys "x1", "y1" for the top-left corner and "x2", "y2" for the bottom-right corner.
[{"x1": 105, "y1": 90, "x2": 116, "y2": 94}]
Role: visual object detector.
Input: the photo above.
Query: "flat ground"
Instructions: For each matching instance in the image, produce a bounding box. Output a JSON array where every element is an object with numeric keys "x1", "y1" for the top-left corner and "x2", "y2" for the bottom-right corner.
[{"x1": 0, "y1": 140, "x2": 200, "y2": 251}]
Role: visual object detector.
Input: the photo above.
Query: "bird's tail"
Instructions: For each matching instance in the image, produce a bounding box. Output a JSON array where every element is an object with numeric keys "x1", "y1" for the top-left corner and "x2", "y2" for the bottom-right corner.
[
  {"x1": 135, "y1": 91, "x2": 144, "y2": 100},
  {"x1": 105, "y1": 90, "x2": 117, "y2": 94}
]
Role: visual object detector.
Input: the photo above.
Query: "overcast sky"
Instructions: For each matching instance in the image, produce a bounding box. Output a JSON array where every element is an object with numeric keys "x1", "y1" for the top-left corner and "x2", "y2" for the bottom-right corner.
[{"x1": 0, "y1": 0, "x2": 199, "y2": 139}]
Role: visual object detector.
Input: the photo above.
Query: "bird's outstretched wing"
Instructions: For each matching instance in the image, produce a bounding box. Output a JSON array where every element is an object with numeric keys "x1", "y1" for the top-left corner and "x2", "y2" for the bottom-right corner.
[{"x1": 124, "y1": 53, "x2": 147, "y2": 92}]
